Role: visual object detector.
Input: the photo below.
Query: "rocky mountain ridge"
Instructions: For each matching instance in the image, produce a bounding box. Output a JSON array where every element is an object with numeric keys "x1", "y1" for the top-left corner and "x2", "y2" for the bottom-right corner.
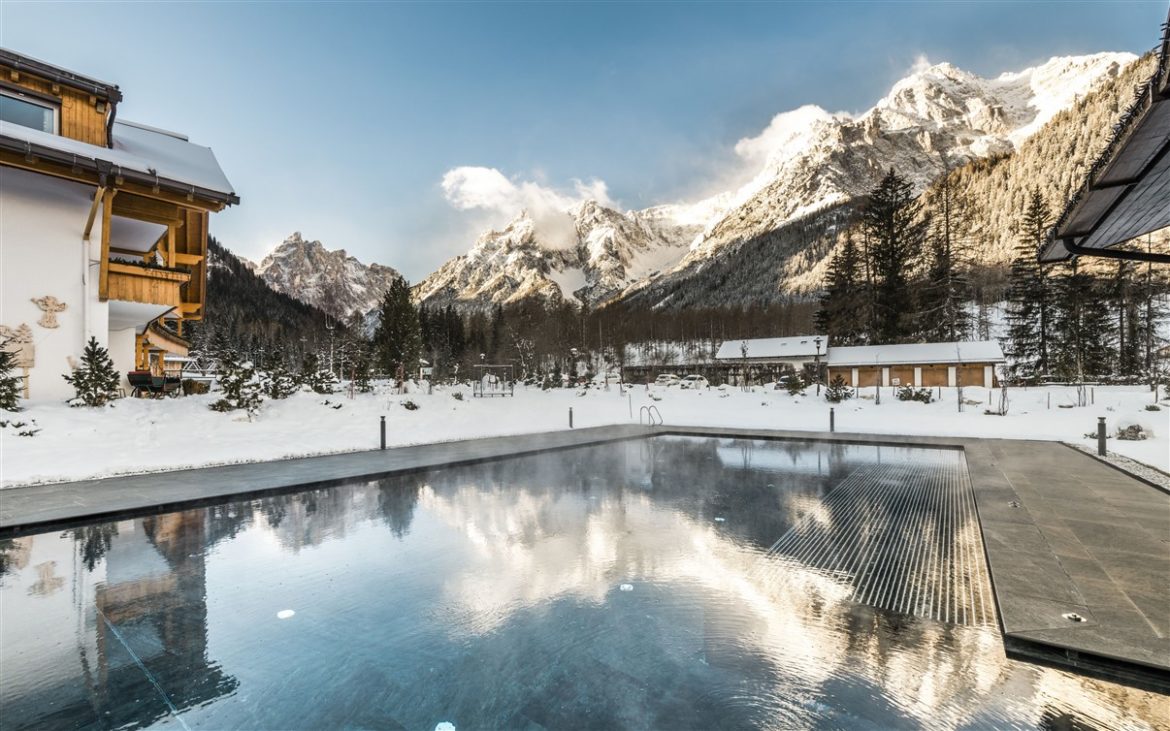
[
  {"x1": 412, "y1": 52, "x2": 1136, "y2": 312},
  {"x1": 249, "y1": 232, "x2": 402, "y2": 321}
]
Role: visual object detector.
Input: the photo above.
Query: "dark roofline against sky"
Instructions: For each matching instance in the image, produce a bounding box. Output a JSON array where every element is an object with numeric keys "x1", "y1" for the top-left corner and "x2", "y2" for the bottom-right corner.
[{"x1": 0, "y1": 47, "x2": 122, "y2": 103}]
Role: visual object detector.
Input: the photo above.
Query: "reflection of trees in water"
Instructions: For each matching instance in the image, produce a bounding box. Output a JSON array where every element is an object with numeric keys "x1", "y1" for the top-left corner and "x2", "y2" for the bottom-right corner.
[
  {"x1": 65, "y1": 524, "x2": 119, "y2": 572},
  {"x1": 205, "y1": 504, "x2": 252, "y2": 548},
  {"x1": 0, "y1": 538, "x2": 21, "y2": 578},
  {"x1": 378, "y1": 476, "x2": 423, "y2": 539}
]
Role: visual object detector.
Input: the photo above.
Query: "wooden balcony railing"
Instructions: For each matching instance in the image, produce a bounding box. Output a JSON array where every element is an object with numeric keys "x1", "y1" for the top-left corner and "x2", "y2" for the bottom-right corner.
[{"x1": 104, "y1": 262, "x2": 191, "y2": 308}]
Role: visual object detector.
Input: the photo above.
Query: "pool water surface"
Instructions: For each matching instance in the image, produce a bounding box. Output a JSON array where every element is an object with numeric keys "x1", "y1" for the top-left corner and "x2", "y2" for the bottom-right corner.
[{"x1": 0, "y1": 436, "x2": 1163, "y2": 729}]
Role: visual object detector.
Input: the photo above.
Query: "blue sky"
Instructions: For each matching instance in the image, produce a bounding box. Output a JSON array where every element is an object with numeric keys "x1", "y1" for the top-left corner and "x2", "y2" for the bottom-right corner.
[{"x1": 1, "y1": 1, "x2": 1164, "y2": 279}]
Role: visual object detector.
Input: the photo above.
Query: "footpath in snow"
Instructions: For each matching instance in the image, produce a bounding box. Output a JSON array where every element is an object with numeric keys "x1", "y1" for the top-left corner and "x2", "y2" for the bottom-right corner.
[{"x1": 1, "y1": 383, "x2": 1166, "y2": 488}]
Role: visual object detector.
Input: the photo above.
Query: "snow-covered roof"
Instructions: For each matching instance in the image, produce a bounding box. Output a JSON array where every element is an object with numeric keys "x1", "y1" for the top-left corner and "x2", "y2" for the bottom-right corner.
[
  {"x1": 715, "y1": 336, "x2": 828, "y2": 361},
  {"x1": 826, "y1": 341, "x2": 1005, "y2": 366},
  {"x1": 0, "y1": 118, "x2": 237, "y2": 204}
]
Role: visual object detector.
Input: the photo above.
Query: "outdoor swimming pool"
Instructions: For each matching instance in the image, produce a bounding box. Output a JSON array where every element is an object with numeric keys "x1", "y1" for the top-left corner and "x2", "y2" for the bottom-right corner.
[{"x1": 0, "y1": 436, "x2": 1162, "y2": 730}]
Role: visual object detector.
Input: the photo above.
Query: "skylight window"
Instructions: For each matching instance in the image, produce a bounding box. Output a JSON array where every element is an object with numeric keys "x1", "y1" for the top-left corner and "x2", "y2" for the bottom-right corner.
[{"x1": 0, "y1": 90, "x2": 58, "y2": 134}]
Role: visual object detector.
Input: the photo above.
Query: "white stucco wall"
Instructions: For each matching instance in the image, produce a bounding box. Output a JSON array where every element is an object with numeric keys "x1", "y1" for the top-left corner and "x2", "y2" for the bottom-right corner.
[
  {"x1": 1, "y1": 167, "x2": 109, "y2": 402},
  {"x1": 109, "y1": 327, "x2": 137, "y2": 394}
]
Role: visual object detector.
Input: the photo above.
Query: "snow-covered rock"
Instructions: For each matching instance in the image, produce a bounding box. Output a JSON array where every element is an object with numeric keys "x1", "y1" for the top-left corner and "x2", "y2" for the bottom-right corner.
[{"x1": 413, "y1": 201, "x2": 703, "y2": 311}]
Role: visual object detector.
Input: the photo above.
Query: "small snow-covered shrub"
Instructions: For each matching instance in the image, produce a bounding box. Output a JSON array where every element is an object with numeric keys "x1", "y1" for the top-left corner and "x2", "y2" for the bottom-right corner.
[
  {"x1": 303, "y1": 368, "x2": 339, "y2": 395},
  {"x1": 1145, "y1": 404, "x2": 1161, "y2": 412},
  {"x1": 784, "y1": 375, "x2": 806, "y2": 396},
  {"x1": 1116, "y1": 423, "x2": 1150, "y2": 441},
  {"x1": 824, "y1": 375, "x2": 853, "y2": 403},
  {"x1": 452, "y1": 391, "x2": 464, "y2": 401},
  {"x1": 0, "y1": 418, "x2": 39, "y2": 437},
  {"x1": 182, "y1": 379, "x2": 210, "y2": 396},
  {"x1": 896, "y1": 386, "x2": 933, "y2": 403},
  {"x1": 261, "y1": 365, "x2": 299, "y2": 400},
  {"x1": 402, "y1": 399, "x2": 420, "y2": 411},
  {"x1": 211, "y1": 355, "x2": 263, "y2": 415},
  {"x1": 64, "y1": 337, "x2": 120, "y2": 407}
]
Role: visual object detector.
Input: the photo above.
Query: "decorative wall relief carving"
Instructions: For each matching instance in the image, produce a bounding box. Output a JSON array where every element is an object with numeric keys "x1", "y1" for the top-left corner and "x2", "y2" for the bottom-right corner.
[
  {"x1": 31, "y1": 296, "x2": 67, "y2": 329},
  {"x1": 0, "y1": 324, "x2": 35, "y2": 367}
]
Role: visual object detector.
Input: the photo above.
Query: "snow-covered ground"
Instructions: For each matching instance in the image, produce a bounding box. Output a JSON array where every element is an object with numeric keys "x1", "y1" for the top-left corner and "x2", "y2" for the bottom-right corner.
[{"x1": 1, "y1": 383, "x2": 1166, "y2": 488}]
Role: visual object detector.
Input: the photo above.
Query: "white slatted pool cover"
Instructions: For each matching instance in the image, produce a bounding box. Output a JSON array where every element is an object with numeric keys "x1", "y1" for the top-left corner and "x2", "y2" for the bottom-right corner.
[{"x1": 753, "y1": 450, "x2": 996, "y2": 627}]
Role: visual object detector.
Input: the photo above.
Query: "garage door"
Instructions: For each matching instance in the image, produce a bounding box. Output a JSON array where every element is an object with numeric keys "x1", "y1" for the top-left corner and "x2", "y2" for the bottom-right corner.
[
  {"x1": 854, "y1": 367, "x2": 881, "y2": 388},
  {"x1": 889, "y1": 366, "x2": 915, "y2": 387},
  {"x1": 921, "y1": 365, "x2": 949, "y2": 387}
]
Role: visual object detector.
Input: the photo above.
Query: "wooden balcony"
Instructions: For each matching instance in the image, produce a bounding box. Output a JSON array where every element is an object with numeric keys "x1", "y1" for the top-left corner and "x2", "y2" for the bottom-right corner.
[{"x1": 105, "y1": 261, "x2": 191, "y2": 307}]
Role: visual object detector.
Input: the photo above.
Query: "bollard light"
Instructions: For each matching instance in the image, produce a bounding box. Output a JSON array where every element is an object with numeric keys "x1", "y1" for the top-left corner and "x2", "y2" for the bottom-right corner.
[{"x1": 380, "y1": 415, "x2": 386, "y2": 450}]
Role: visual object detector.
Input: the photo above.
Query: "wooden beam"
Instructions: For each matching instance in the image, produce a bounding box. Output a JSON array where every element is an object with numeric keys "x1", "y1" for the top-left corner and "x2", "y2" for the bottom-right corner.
[
  {"x1": 82, "y1": 185, "x2": 106, "y2": 242},
  {"x1": 165, "y1": 223, "x2": 177, "y2": 267},
  {"x1": 111, "y1": 192, "x2": 184, "y2": 226},
  {"x1": 171, "y1": 252, "x2": 204, "y2": 266},
  {"x1": 98, "y1": 188, "x2": 115, "y2": 301}
]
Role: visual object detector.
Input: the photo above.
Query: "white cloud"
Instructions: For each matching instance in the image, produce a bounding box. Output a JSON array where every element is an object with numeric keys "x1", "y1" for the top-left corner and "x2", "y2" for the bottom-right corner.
[
  {"x1": 441, "y1": 166, "x2": 616, "y2": 250},
  {"x1": 733, "y1": 104, "x2": 844, "y2": 165}
]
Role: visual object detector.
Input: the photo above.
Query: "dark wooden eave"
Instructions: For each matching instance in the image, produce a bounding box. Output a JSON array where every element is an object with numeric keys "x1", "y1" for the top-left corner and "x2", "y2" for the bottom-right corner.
[
  {"x1": 0, "y1": 47, "x2": 122, "y2": 103},
  {"x1": 1042, "y1": 12, "x2": 1170, "y2": 264}
]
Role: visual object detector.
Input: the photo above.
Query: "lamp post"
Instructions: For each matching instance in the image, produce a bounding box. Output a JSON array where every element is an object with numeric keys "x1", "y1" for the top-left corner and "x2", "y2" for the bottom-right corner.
[{"x1": 814, "y1": 336, "x2": 823, "y2": 396}]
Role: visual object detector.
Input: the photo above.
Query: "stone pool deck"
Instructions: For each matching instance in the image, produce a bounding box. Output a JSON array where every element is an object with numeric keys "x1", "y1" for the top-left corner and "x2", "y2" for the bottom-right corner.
[{"x1": 1, "y1": 425, "x2": 1166, "y2": 692}]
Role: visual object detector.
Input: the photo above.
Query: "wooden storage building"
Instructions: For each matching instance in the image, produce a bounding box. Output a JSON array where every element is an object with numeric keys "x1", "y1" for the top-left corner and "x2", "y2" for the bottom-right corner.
[{"x1": 826, "y1": 341, "x2": 1005, "y2": 389}]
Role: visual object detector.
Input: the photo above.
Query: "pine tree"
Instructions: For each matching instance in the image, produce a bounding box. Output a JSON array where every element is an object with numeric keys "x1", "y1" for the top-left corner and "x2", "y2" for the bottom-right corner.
[
  {"x1": 63, "y1": 337, "x2": 120, "y2": 407},
  {"x1": 815, "y1": 232, "x2": 866, "y2": 345},
  {"x1": 261, "y1": 363, "x2": 299, "y2": 399},
  {"x1": 300, "y1": 352, "x2": 339, "y2": 394},
  {"x1": 350, "y1": 345, "x2": 374, "y2": 393},
  {"x1": 918, "y1": 161, "x2": 973, "y2": 342},
  {"x1": 1005, "y1": 189, "x2": 1055, "y2": 378},
  {"x1": 1052, "y1": 260, "x2": 1115, "y2": 380},
  {"x1": 862, "y1": 169, "x2": 926, "y2": 343},
  {"x1": 210, "y1": 352, "x2": 263, "y2": 414},
  {"x1": 373, "y1": 278, "x2": 422, "y2": 374},
  {"x1": 0, "y1": 341, "x2": 23, "y2": 411},
  {"x1": 1111, "y1": 260, "x2": 1143, "y2": 378}
]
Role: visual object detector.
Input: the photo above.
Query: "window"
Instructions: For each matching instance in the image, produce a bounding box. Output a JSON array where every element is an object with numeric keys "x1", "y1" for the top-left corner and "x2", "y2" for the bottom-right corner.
[{"x1": 0, "y1": 90, "x2": 58, "y2": 134}]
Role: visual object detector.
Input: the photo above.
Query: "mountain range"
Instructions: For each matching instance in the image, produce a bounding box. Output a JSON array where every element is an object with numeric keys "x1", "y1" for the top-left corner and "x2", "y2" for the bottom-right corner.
[{"x1": 239, "y1": 51, "x2": 1145, "y2": 320}]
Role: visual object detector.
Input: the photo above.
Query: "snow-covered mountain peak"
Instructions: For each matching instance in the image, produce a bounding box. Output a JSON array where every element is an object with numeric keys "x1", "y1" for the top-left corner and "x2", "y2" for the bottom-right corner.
[
  {"x1": 254, "y1": 232, "x2": 402, "y2": 321},
  {"x1": 417, "y1": 51, "x2": 1139, "y2": 312}
]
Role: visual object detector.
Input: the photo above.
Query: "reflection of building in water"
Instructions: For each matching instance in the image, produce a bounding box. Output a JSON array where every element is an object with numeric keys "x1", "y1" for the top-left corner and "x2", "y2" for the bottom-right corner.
[
  {"x1": 0, "y1": 511, "x2": 236, "y2": 730},
  {"x1": 92, "y1": 511, "x2": 237, "y2": 728}
]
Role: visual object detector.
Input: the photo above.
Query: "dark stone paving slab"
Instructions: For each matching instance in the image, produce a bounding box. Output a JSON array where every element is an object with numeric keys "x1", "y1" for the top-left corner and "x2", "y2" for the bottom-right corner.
[
  {"x1": 1, "y1": 422, "x2": 1166, "y2": 690},
  {"x1": 0, "y1": 425, "x2": 655, "y2": 533}
]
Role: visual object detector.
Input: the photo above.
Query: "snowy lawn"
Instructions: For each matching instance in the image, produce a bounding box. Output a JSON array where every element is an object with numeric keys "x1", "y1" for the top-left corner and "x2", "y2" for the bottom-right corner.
[{"x1": 1, "y1": 383, "x2": 1166, "y2": 487}]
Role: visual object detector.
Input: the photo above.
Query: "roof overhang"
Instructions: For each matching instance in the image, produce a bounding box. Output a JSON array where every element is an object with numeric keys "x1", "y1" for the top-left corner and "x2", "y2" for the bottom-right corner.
[
  {"x1": 0, "y1": 47, "x2": 122, "y2": 104},
  {"x1": 1042, "y1": 12, "x2": 1170, "y2": 263},
  {"x1": 0, "y1": 132, "x2": 239, "y2": 209}
]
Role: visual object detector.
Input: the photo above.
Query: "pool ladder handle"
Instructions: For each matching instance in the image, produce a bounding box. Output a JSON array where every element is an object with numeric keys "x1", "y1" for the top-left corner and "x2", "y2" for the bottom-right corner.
[{"x1": 638, "y1": 404, "x2": 663, "y2": 426}]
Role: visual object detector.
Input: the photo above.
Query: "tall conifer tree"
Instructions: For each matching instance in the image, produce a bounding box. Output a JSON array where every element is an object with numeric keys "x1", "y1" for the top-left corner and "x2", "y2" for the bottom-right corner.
[
  {"x1": 1005, "y1": 188, "x2": 1055, "y2": 377},
  {"x1": 862, "y1": 169, "x2": 926, "y2": 343}
]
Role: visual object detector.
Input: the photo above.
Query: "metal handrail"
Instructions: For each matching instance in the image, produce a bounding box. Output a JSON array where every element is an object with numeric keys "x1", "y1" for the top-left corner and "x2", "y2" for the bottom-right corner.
[{"x1": 639, "y1": 405, "x2": 663, "y2": 426}]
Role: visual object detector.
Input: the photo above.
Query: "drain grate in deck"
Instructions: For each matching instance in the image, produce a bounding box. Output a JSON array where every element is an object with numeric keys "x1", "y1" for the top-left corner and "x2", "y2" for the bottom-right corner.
[{"x1": 755, "y1": 451, "x2": 995, "y2": 626}]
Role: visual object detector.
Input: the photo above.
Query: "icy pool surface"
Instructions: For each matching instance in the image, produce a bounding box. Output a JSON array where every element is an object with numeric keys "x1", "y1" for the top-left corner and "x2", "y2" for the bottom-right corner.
[{"x1": 1, "y1": 436, "x2": 1163, "y2": 730}]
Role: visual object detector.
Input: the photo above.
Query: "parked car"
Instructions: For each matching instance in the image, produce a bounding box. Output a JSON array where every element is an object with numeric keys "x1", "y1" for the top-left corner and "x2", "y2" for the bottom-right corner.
[
  {"x1": 679, "y1": 374, "x2": 709, "y2": 389},
  {"x1": 654, "y1": 374, "x2": 681, "y2": 387}
]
